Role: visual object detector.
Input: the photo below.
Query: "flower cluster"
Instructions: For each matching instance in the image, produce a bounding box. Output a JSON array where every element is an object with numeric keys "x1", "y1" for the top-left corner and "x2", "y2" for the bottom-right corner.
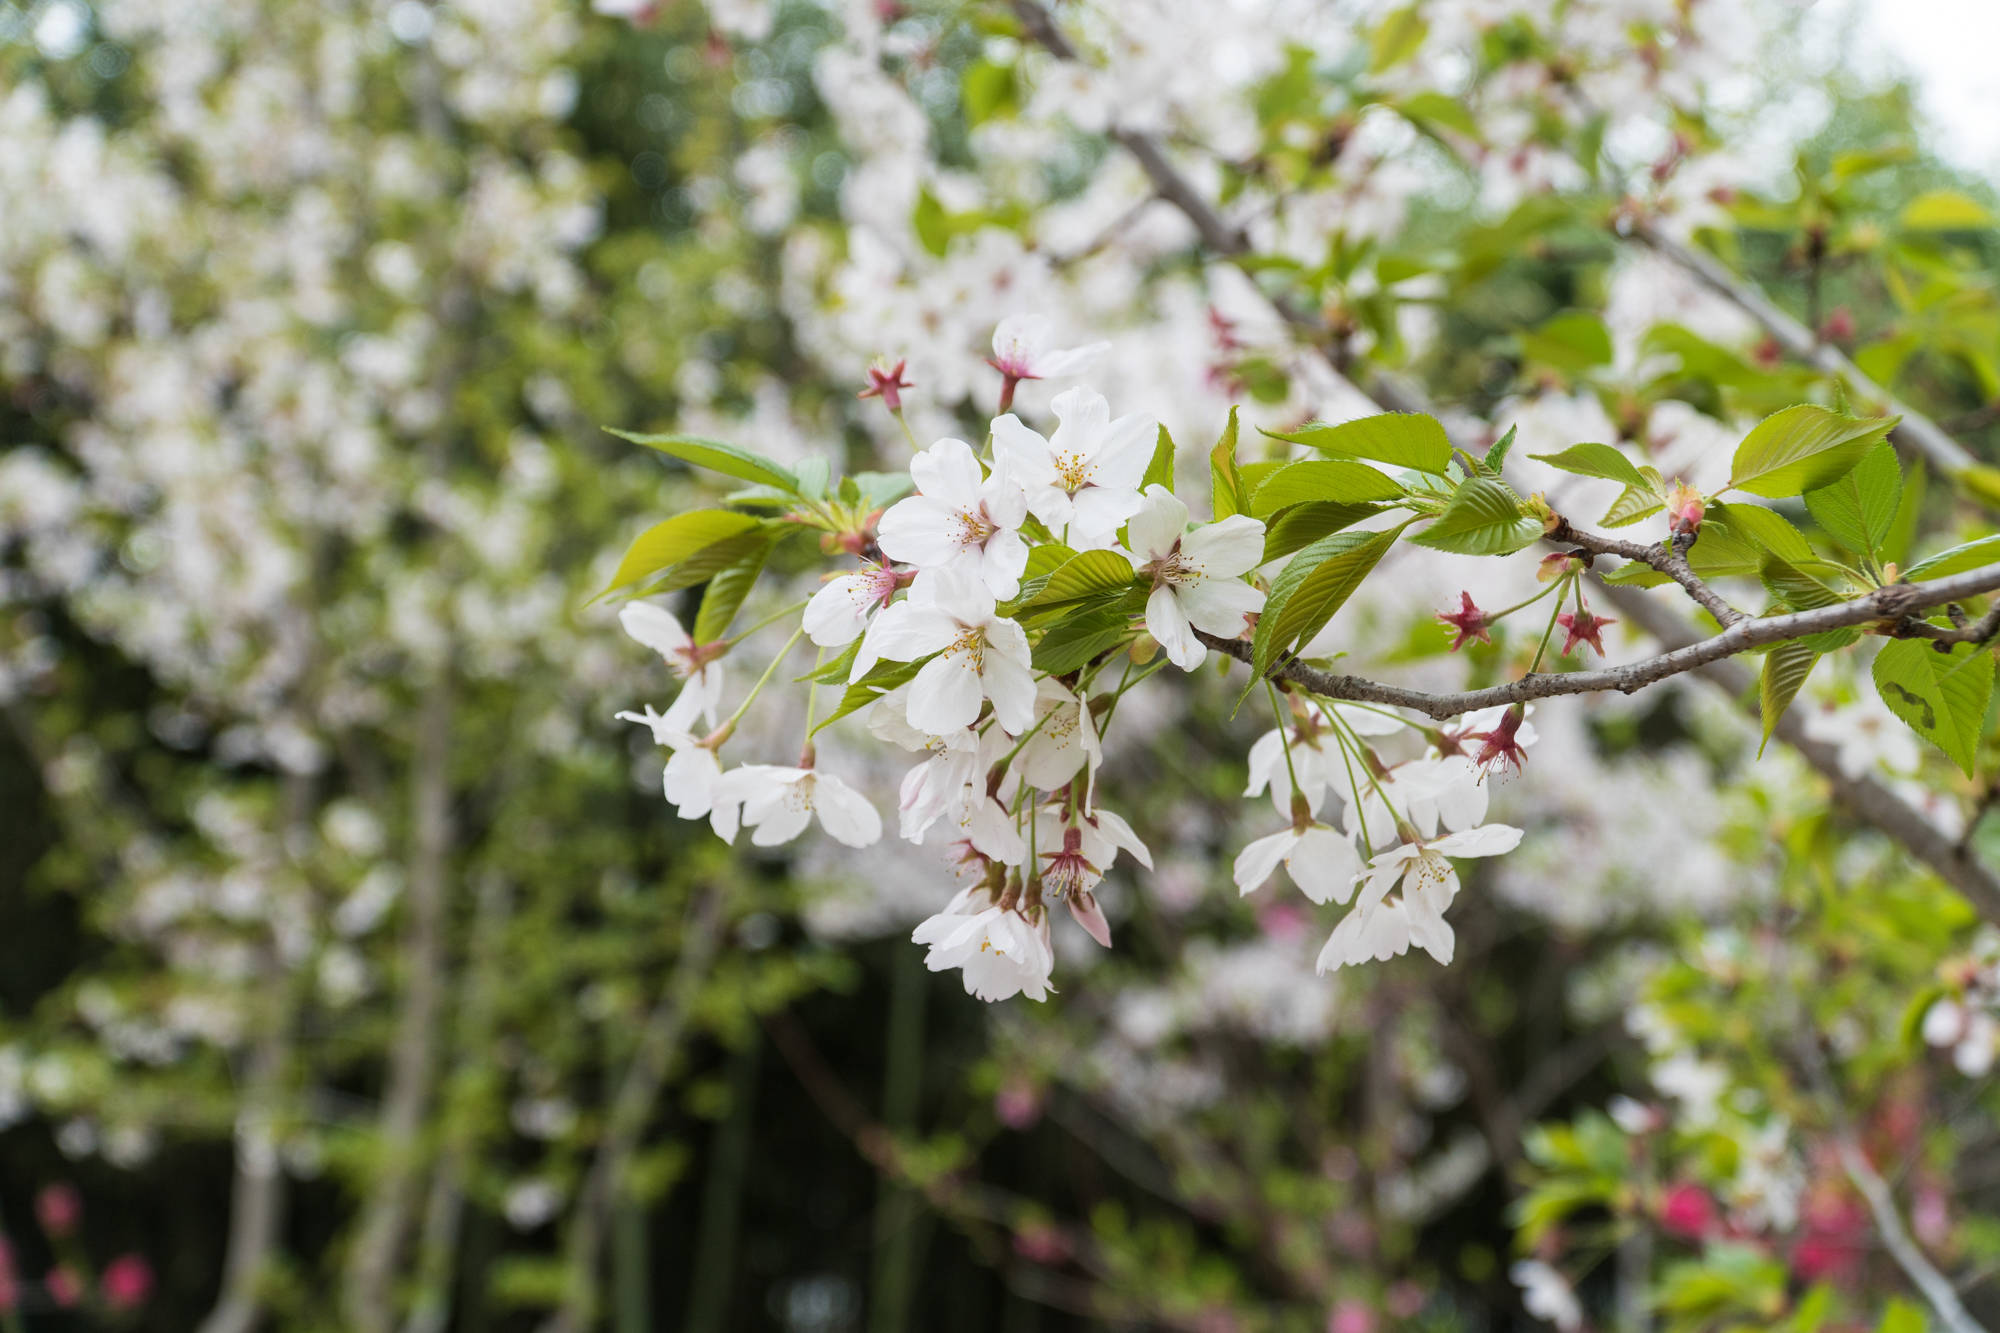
[{"x1": 619, "y1": 320, "x2": 1538, "y2": 1002}]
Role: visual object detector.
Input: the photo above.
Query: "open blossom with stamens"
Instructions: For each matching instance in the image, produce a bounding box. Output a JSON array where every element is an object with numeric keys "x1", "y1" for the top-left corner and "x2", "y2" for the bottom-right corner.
[
  {"x1": 718, "y1": 763, "x2": 882, "y2": 848},
  {"x1": 1040, "y1": 826, "x2": 1099, "y2": 899},
  {"x1": 877, "y1": 437, "x2": 1030, "y2": 598},
  {"x1": 1012, "y1": 678, "x2": 1103, "y2": 791},
  {"x1": 988, "y1": 314, "x2": 1109, "y2": 386},
  {"x1": 619, "y1": 602, "x2": 725, "y2": 729},
  {"x1": 913, "y1": 896, "x2": 1056, "y2": 1002},
  {"x1": 1033, "y1": 806, "x2": 1152, "y2": 889},
  {"x1": 804, "y1": 562, "x2": 902, "y2": 647},
  {"x1": 1557, "y1": 607, "x2": 1614, "y2": 657},
  {"x1": 853, "y1": 567, "x2": 1036, "y2": 735},
  {"x1": 1126, "y1": 485, "x2": 1266, "y2": 671},
  {"x1": 1437, "y1": 591, "x2": 1492, "y2": 651},
  {"x1": 1317, "y1": 822, "x2": 1522, "y2": 972},
  {"x1": 1346, "y1": 755, "x2": 1488, "y2": 851},
  {"x1": 991, "y1": 386, "x2": 1155, "y2": 549}
]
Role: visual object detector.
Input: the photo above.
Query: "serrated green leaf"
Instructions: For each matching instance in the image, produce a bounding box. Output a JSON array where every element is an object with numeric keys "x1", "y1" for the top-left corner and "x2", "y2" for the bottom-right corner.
[
  {"x1": 1252, "y1": 526, "x2": 1402, "y2": 675},
  {"x1": 1261, "y1": 413, "x2": 1451, "y2": 475},
  {"x1": 813, "y1": 659, "x2": 922, "y2": 735},
  {"x1": 1884, "y1": 457, "x2": 1927, "y2": 566},
  {"x1": 1759, "y1": 641, "x2": 1820, "y2": 756},
  {"x1": 601, "y1": 510, "x2": 765, "y2": 596},
  {"x1": 1530, "y1": 442, "x2": 1649, "y2": 489},
  {"x1": 1725, "y1": 405, "x2": 1897, "y2": 499},
  {"x1": 1900, "y1": 189, "x2": 1993, "y2": 231},
  {"x1": 1803, "y1": 440, "x2": 1900, "y2": 558},
  {"x1": 1018, "y1": 549, "x2": 1140, "y2": 620},
  {"x1": 1262, "y1": 501, "x2": 1381, "y2": 561},
  {"x1": 691, "y1": 538, "x2": 772, "y2": 641},
  {"x1": 1600, "y1": 562, "x2": 1672, "y2": 587},
  {"x1": 1760, "y1": 553, "x2": 1858, "y2": 652},
  {"x1": 1904, "y1": 534, "x2": 2000, "y2": 581},
  {"x1": 608, "y1": 429, "x2": 800, "y2": 491},
  {"x1": 1873, "y1": 637, "x2": 1995, "y2": 775},
  {"x1": 1248, "y1": 459, "x2": 1405, "y2": 516},
  {"x1": 1483, "y1": 425, "x2": 1518, "y2": 474},
  {"x1": 1211, "y1": 407, "x2": 1245, "y2": 519},
  {"x1": 1709, "y1": 502, "x2": 1818, "y2": 566},
  {"x1": 1032, "y1": 609, "x2": 1134, "y2": 674},
  {"x1": 1601, "y1": 483, "x2": 1666, "y2": 528},
  {"x1": 1409, "y1": 477, "x2": 1541, "y2": 555},
  {"x1": 1143, "y1": 425, "x2": 1176, "y2": 493}
]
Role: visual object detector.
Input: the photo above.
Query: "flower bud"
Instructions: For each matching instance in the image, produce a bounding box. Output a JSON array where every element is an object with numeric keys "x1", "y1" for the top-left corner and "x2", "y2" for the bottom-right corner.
[
  {"x1": 1666, "y1": 481, "x2": 1704, "y2": 537},
  {"x1": 1537, "y1": 551, "x2": 1581, "y2": 583}
]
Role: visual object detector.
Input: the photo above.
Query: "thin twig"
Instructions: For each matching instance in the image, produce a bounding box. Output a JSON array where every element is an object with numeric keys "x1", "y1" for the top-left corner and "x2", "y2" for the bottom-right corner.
[{"x1": 1546, "y1": 518, "x2": 1747, "y2": 627}]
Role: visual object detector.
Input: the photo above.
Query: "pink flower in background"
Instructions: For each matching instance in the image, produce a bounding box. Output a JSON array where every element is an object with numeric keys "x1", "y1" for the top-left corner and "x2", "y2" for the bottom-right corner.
[
  {"x1": 0, "y1": 1237, "x2": 17, "y2": 1314},
  {"x1": 44, "y1": 1266, "x2": 82, "y2": 1309},
  {"x1": 1658, "y1": 1182, "x2": 1718, "y2": 1240},
  {"x1": 35, "y1": 1183, "x2": 81, "y2": 1238},
  {"x1": 102, "y1": 1255, "x2": 155, "y2": 1311},
  {"x1": 995, "y1": 1077, "x2": 1044, "y2": 1130},
  {"x1": 1329, "y1": 1300, "x2": 1377, "y2": 1333}
]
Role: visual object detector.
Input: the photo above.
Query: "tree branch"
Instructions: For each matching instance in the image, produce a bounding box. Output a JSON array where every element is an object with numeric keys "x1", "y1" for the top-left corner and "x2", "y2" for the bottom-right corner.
[
  {"x1": 1200, "y1": 561, "x2": 2000, "y2": 720},
  {"x1": 1546, "y1": 518, "x2": 1747, "y2": 627},
  {"x1": 1838, "y1": 1138, "x2": 1990, "y2": 1333}
]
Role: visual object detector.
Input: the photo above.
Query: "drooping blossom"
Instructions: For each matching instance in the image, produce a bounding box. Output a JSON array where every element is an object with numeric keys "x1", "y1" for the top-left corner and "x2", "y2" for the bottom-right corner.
[
  {"x1": 877, "y1": 437, "x2": 1031, "y2": 599},
  {"x1": 852, "y1": 567, "x2": 1036, "y2": 735},
  {"x1": 619, "y1": 602, "x2": 726, "y2": 730},
  {"x1": 1126, "y1": 485, "x2": 1266, "y2": 671},
  {"x1": 717, "y1": 763, "x2": 882, "y2": 848},
  {"x1": 988, "y1": 314, "x2": 1109, "y2": 410},
  {"x1": 1245, "y1": 704, "x2": 1405, "y2": 816},
  {"x1": 992, "y1": 386, "x2": 1155, "y2": 549},
  {"x1": 804, "y1": 562, "x2": 902, "y2": 647},
  {"x1": 1233, "y1": 819, "x2": 1364, "y2": 905},
  {"x1": 1012, "y1": 678, "x2": 1103, "y2": 792},
  {"x1": 1465, "y1": 703, "x2": 1531, "y2": 774},
  {"x1": 1317, "y1": 822, "x2": 1522, "y2": 971},
  {"x1": 911, "y1": 891, "x2": 1056, "y2": 1002},
  {"x1": 616, "y1": 706, "x2": 737, "y2": 839}
]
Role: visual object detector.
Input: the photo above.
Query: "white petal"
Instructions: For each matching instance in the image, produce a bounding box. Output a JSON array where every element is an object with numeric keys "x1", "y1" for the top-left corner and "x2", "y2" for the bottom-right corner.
[
  {"x1": 1180, "y1": 514, "x2": 1267, "y2": 579},
  {"x1": 1176, "y1": 576, "x2": 1264, "y2": 638},
  {"x1": 1232, "y1": 829, "x2": 1297, "y2": 894},
  {"x1": 804, "y1": 575, "x2": 874, "y2": 647},
  {"x1": 910, "y1": 437, "x2": 986, "y2": 507},
  {"x1": 812, "y1": 774, "x2": 883, "y2": 847},
  {"x1": 990, "y1": 414, "x2": 1057, "y2": 486},
  {"x1": 877, "y1": 495, "x2": 966, "y2": 568},
  {"x1": 1087, "y1": 413, "x2": 1159, "y2": 491},
  {"x1": 1286, "y1": 826, "x2": 1363, "y2": 905},
  {"x1": 851, "y1": 601, "x2": 957, "y2": 680},
  {"x1": 1145, "y1": 584, "x2": 1204, "y2": 670},
  {"x1": 1091, "y1": 808, "x2": 1152, "y2": 869},
  {"x1": 980, "y1": 528, "x2": 1029, "y2": 600},
  {"x1": 980, "y1": 641, "x2": 1039, "y2": 735},
  {"x1": 619, "y1": 602, "x2": 692, "y2": 657},
  {"x1": 908, "y1": 652, "x2": 984, "y2": 735},
  {"x1": 1126, "y1": 485, "x2": 1189, "y2": 563},
  {"x1": 1429, "y1": 823, "x2": 1523, "y2": 858}
]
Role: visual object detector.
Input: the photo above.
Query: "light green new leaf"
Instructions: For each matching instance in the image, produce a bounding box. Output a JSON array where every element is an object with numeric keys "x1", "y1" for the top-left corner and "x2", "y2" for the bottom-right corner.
[
  {"x1": 1873, "y1": 637, "x2": 1995, "y2": 775},
  {"x1": 1758, "y1": 640, "x2": 1820, "y2": 756},
  {"x1": 1725, "y1": 405, "x2": 1897, "y2": 499},
  {"x1": 1904, "y1": 533, "x2": 2000, "y2": 581},
  {"x1": 691, "y1": 536, "x2": 773, "y2": 641},
  {"x1": 1018, "y1": 549, "x2": 1140, "y2": 620},
  {"x1": 1876, "y1": 1299, "x2": 1925, "y2": 1333},
  {"x1": 602, "y1": 510, "x2": 765, "y2": 596},
  {"x1": 1368, "y1": 5, "x2": 1427, "y2": 72},
  {"x1": 1249, "y1": 459, "x2": 1405, "y2": 516},
  {"x1": 1803, "y1": 440, "x2": 1900, "y2": 558},
  {"x1": 608, "y1": 429, "x2": 800, "y2": 492},
  {"x1": 1530, "y1": 441, "x2": 1649, "y2": 488},
  {"x1": 1483, "y1": 424, "x2": 1518, "y2": 475},
  {"x1": 813, "y1": 660, "x2": 923, "y2": 735},
  {"x1": 1900, "y1": 190, "x2": 1994, "y2": 231},
  {"x1": 1262, "y1": 501, "x2": 1381, "y2": 561},
  {"x1": 1708, "y1": 502, "x2": 1818, "y2": 566},
  {"x1": 1143, "y1": 424, "x2": 1177, "y2": 493},
  {"x1": 1518, "y1": 310, "x2": 1613, "y2": 373},
  {"x1": 1032, "y1": 609, "x2": 1134, "y2": 675},
  {"x1": 1261, "y1": 412, "x2": 1451, "y2": 475},
  {"x1": 1252, "y1": 526, "x2": 1402, "y2": 676},
  {"x1": 1409, "y1": 477, "x2": 1542, "y2": 556},
  {"x1": 1601, "y1": 479, "x2": 1666, "y2": 528},
  {"x1": 1211, "y1": 407, "x2": 1245, "y2": 519}
]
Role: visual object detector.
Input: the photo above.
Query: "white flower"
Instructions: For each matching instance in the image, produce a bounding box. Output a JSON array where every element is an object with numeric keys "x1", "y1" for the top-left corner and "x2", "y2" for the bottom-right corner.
[
  {"x1": 1317, "y1": 823, "x2": 1522, "y2": 972},
  {"x1": 852, "y1": 568, "x2": 1036, "y2": 736},
  {"x1": 1012, "y1": 678, "x2": 1103, "y2": 792},
  {"x1": 991, "y1": 386, "x2": 1154, "y2": 549},
  {"x1": 1245, "y1": 724, "x2": 1336, "y2": 816},
  {"x1": 912, "y1": 901, "x2": 1055, "y2": 1002},
  {"x1": 619, "y1": 602, "x2": 725, "y2": 730},
  {"x1": 615, "y1": 706, "x2": 737, "y2": 840},
  {"x1": 1922, "y1": 997, "x2": 1999, "y2": 1077},
  {"x1": 1033, "y1": 806, "x2": 1152, "y2": 894},
  {"x1": 877, "y1": 437, "x2": 1030, "y2": 599},
  {"x1": 1510, "y1": 1260, "x2": 1582, "y2": 1333},
  {"x1": 1347, "y1": 756, "x2": 1488, "y2": 850},
  {"x1": 1125, "y1": 485, "x2": 1265, "y2": 671},
  {"x1": 717, "y1": 764, "x2": 882, "y2": 848},
  {"x1": 988, "y1": 314, "x2": 1108, "y2": 384},
  {"x1": 804, "y1": 563, "x2": 901, "y2": 648},
  {"x1": 1233, "y1": 821, "x2": 1363, "y2": 905}
]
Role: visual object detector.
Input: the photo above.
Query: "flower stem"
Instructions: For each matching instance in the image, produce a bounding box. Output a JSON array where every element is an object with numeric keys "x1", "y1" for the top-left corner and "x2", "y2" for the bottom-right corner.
[
  {"x1": 722, "y1": 626, "x2": 805, "y2": 734},
  {"x1": 724, "y1": 598, "x2": 809, "y2": 648}
]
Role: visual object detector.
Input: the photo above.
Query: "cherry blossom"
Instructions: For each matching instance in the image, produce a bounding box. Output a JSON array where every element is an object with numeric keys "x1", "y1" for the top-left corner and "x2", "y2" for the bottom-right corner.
[
  {"x1": 718, "y1": 763, "x2": 882, "y2": 849},
  {"x1": 988, "y1": 314, "x2": 1109, "y2": 386},
  {"x1": 991, "y1": 387, "x2": 1155, "y2": 550},
  {"x1": 877, "y1": 437, "x2": 1030, "y2": 599},
  {"x1": 852, "y1": 568, "x2": 1036, "y2": 736},
  {"x1": 1318, "y1": 823, "x2": 1523, "y2": 971},
  {"x1": 619, "y1": 602, "x2": 725, "y2": 729},
  {"x1": 912, "y1": 896, "x2": 1056, "y2": 1002},
  {"x1": 804, "y1": 563, "x2": 901, "y2": 647},
  {"x1": 1011, "y1": 678, "x2": 1103, "y2": 792},
  {"x1": 1233, "y1": 820, "x2": 1364, "y2": 905},
  {"x1": 615, "y1": 706, "x2": 737, "y2": 839},
  {"x1": 1125, "y1": 485, "x2": 1266, "y2": 671}
]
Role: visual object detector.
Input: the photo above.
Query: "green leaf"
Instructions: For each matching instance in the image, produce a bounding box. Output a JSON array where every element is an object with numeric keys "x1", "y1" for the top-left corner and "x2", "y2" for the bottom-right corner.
[
  {"x1": 601, "y1": 511, "x2": 765, "y2": 596},
  {"x1": 1249, "y1": 459, "x2": 1405, "y2": 516},
  {"x1": 1018, "y1": 549, "x2": 1140, "y2": 620},
  {"x1": 1873, "y1": 637, "x2": 1995, "y2": 775},
  {"x1": 1518, "y1": 310, "x2": 1613, "y2": 373},
  {"x1": 1483, "y1": 425, "x2": 1518, "y2": 475},
  {"x1": 1261, "y1": 413, "x2": 1451, "y2": 475},
  {"x1": 1905, "y1": 534, "x2": 2000, "y2": 582},
  {"x1": 1368, "y1": 5, "x2": 1427, "y2": 72},
  {"x1": 1032, "y1": 608, "x2": 1134, "y2": 674},
  {"x1": 1143, "y1": 425, "x2": 1177, "y2": 493},
  {"x1": 1211, "y1": 407, "x2": 1246, "y2": 520},
  {"x1": 800, "y1": 637, "x2": 861, "y2": 684},
  {"x1": 691, "y1": 537, "x2": 772, "y2": 641},
  {"x1": 913, "y1": 188, "x2": 950, "y2": 257},
  {"x1": 1601, "y1": 477, "x2": 1666, "y2": 528},
  {"x1": 1709, "y1": 502, "x2": 1818, "y2": 566},
  {"x1": 1759, "y1": 640, "x2": 1820, "y2": 756},
  {"x1": 1529, "y1": 442, "x2": 1648, "y2": 489},
  {"x1": 1900, "y1": 189, "x2": 1994, "y2": 231},
  {"x1": 1262, "y1": 501, "x2": 1381, "y2": 561},
  {"x1": 1803, "y1": 439, "x2": 1901, "y2": 558},
  {"x1": 813, "y1": 660, "x2": 923, "y2": 735},
  {"x1": 1725, "y1": 405, "x2": 1897, "y2": 499},
  {"x1": 1252, "y1": 526, "x2": 1402, "y2": 676},
  {"x1": 1395, "y1": 91, "x2": 1478, "y2": 139},
  {"x1": 1876, "y1": 1298, "x2": 1925, "y2": 1333},
  {"x1": 607, "y1": 430, "x2": 800, "y2": 492},
  {"x1": 1884, "y1": 457, "x2": 1926, "y2": 566},
  {"x1": 1409, "y1": 478, "x2": 1542, "y2": 556}
]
